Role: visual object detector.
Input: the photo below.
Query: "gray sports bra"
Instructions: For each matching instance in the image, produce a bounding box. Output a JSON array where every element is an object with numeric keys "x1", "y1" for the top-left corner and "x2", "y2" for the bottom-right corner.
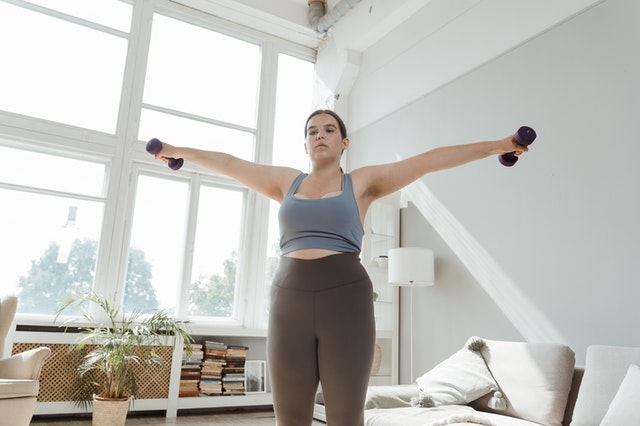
[{"x1": 278, "y1": 173, "x2": 364, "y2": 254}]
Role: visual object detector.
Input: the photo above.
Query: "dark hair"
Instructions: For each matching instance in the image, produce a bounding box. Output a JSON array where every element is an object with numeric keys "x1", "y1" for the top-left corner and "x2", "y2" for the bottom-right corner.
[{"x1": 304, "y1": 109, "x2": 348, "y2": 139}]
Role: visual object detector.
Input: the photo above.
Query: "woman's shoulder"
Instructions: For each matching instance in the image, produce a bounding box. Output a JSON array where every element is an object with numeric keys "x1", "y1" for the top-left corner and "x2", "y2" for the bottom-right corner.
[
  {"x1": 347, "y1": 167, "x2": 377, "y2": 198},
  {"x1": 348, "y1": 166, "x2": 377, "y2": 186},
  {"x1": 348, "y1": 164, "x2": 399, "y2": 202}
]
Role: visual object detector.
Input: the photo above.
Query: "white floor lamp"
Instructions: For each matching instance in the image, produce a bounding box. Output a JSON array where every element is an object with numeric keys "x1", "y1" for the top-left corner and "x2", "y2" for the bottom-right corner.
[{"x1": 388, "y1": 247, "x2": 434, "y2": 383}]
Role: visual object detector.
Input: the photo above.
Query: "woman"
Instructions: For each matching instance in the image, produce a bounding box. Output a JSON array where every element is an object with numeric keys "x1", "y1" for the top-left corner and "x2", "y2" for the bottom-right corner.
[{"x1": 152, "y1": 109, "x2": 529, "y2": 425}]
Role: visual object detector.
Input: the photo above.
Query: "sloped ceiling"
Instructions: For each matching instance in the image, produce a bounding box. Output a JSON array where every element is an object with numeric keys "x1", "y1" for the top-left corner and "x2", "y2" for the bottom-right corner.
[
  {"x1": 173, "y1": 0, "x2": 437, "y2": 51},
  {"x1": 177, "y1": 1, "x2": 604, "y2": 62},
  {"x1": 177, "y1": 0, "x2": 605, "y2": 129}
]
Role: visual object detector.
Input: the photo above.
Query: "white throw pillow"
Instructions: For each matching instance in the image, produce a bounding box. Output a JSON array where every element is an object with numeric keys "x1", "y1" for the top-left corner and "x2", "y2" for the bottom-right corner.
[
  {"x1": 571, "y1": 345, "x2": 640, "y2": 426},
  {"x1": 415, "y1": 337, "x2": 498, "y2": 407},
  {"x1": 471, "y1": 338, "x2": 575, "y2": 426},
  {"x1": 599, "y1": 364, "x2": 640, "y2": 425}
]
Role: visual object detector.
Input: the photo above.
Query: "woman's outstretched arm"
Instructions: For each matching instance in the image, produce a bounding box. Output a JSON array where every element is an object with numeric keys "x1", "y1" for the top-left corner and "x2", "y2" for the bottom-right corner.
[
  {"x1": 152, "y1": 143, "x2": 301, "y2": 202},
  {"x1": 354, "y1": 134, "x2": 528, "y2": 202}
]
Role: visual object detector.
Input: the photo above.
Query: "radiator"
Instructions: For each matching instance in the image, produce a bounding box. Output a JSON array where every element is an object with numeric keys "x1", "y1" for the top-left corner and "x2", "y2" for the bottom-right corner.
[{"x1": 13, "y1": 342, "x2": 173, "y2": 402}]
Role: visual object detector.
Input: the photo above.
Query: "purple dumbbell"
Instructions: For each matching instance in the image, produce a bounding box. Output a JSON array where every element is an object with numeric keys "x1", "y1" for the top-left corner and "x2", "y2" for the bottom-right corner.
[
  {"x1": 499, "y1": 126, "x2": 537, "y2": 167},
  {"x1": 146, "y1": 138, "x2": 184, "y2": 170}
]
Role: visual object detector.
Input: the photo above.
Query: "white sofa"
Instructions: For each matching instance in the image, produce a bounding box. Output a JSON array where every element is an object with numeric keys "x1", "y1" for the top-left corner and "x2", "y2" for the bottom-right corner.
[
  {"x1": 0, "y1": 295, "x2": 51, "y2": 426},
  {"x1": 362, "y1": 338, "x2": 640, "y2": 426}
]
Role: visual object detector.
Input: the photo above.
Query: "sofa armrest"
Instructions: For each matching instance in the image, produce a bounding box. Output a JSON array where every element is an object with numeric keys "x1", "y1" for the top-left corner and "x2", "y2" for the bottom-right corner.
[
  {"x1": 0, "y1": 347, "x2": 51, "y2": 380},
  {"x1": 562, "y1": 366, "x2": 584, "y2": 426},
  {"x1": 365, "y1": 384, "x2": 420, "y2": 409}
]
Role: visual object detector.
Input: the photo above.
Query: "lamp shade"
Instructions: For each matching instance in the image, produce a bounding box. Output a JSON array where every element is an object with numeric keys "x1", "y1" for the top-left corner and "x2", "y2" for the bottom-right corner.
[{"x1": 388, "y1": 247, "x2": 434, "y2": 287}]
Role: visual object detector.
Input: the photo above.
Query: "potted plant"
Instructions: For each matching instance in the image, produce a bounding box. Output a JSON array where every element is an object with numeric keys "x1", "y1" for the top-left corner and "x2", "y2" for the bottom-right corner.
[{"x1": 55, "y1": 290, "x2": 193, "y2": 426}]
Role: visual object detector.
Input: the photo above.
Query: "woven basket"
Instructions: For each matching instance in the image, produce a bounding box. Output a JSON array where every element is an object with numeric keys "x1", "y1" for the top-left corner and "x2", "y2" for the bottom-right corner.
[{"x1": 92, "y1": 395, "x2": 131, "y2": 426}]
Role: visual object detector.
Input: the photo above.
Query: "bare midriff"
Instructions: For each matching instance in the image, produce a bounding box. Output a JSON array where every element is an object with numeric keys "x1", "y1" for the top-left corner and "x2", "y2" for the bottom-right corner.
[{"x1": 283, "y1": 248, "x2": 344, "y2": 259}]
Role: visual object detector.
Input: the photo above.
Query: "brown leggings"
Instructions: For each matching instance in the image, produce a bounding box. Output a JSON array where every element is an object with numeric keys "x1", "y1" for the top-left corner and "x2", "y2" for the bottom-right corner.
[{"x1": 268, "y1": 253, "x2": 376, "y2": 426}]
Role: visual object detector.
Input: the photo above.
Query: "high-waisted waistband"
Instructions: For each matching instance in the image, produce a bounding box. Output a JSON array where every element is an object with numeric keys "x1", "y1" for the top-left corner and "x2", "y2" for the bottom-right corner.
[{"x1": 273, "y1": 253, "x2": 369, "y2": 292}]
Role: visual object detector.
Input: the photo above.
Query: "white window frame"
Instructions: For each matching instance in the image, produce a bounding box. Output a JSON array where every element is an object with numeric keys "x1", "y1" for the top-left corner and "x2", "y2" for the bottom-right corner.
[{"x1": 1, "y1": 0, "x2": 316, "y2": 333}]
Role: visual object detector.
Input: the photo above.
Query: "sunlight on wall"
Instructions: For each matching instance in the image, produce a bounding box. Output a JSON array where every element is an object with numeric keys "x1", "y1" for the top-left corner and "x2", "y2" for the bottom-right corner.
[{"x1": 400, "y1": 174, "x2": 567, "y2": 344}]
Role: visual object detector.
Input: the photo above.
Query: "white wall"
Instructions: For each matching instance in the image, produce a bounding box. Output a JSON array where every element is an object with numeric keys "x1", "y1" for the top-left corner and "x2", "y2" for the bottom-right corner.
[{"x1": 344, "y1": 0, "x2": 640, "y2": 382}]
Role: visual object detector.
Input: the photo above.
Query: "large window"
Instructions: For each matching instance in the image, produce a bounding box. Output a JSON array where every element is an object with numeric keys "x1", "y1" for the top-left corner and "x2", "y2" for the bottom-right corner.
[
  {"x1": 0, "y1": 145, "x2": 106, "y2": 314},
  {"x1": 125, "y1": 173, "x2": 190, "y2": 314},
  {"x1": 0, "y1": 0, "x2": 317, "y2": 330},
  {"x1": 143, "y1": 13, "x2": 261, "y2": 130},
  {"x1": 187, "y1": 184, "x2": 245, "y2": 319},
  {"x1": 138, "y1": 12, "x2": 260, "y2": 160},
  {"x1": 262, "y1": 54, "x2": 316, "y2": 323},
  {"x1": 0, "y1": 1, "x2": 130, "y2": 133}
]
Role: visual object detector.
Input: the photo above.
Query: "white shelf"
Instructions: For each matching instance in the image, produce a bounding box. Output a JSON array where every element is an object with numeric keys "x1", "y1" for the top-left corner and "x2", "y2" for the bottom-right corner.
[
  {"x1": 33, "y1": 395, "x2": 273, "y2": 416},
  {"x1": 34, "y1": 399, "x2": 171, "y2": 416},
  {"x1": 176, "y1": 393, "x2": 272, "y2": 409},
  {"x1": 374, "y1": 330, "x2": 395, "y2": 339},
  {"x1": 363, "y1": 195, "x2": 400, "y2": 386},
  {"x1": 15, "y1": 329, "x2": 272, "y2": 419}
]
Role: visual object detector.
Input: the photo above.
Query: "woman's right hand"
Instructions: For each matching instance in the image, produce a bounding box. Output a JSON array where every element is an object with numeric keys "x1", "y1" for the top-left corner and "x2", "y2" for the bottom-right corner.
[{"x1": 153, "y1": 141, "x2": 177, "y2": 162}]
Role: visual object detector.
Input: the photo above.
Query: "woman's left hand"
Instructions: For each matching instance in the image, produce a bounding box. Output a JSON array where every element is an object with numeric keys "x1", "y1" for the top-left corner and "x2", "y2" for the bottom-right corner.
[{"x1": 495, "y1": 134, "x2": 529, "y2": 156}]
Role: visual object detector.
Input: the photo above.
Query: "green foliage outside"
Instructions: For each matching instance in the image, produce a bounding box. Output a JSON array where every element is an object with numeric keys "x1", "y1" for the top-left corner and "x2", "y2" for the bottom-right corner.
[
  {"x1": 189, "y1": 252, "x2": 237, "y2": 317},
  {"x1": 16, "y1": 238, "x2": 243, "y2": 317}
]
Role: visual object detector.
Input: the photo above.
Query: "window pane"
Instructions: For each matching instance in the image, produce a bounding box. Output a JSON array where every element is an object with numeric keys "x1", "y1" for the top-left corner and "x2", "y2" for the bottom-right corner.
[
  {"x1": 139, "y1": 109, "x2": 254, "y2": 162},
  {"x1": 188, "y1": 185, "x2": 245, "y2": 319},
  {"x1": 262, "y1": 54, "x2": 315, "y2": 325},
  {"x1": 272, "y1": 54, "x2": 315, "y2": 171},
  {"x1": 0, "y1": 145, "x2": 106, "y2": 197},
  {"x1": 25, "y1": 0, "x2": 132, "y2": 32},
  {"x1": 125, "y1": 175, "x2": 189, "y2": 314},
  {"x1": 0, "y1": 2, "x2": 127, "y2": 133},
  {"x1": 0, "y1": 144, "x2": 107, "y2": 313},
  {"x1": 2, "y1": 190, "x2": 104, "y2": 313},
  {"x1": 144, "y1": 13, "x2": 261, "y2": 128}
]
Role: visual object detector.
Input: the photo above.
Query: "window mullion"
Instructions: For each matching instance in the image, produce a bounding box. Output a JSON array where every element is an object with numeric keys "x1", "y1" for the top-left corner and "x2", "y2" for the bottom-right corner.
[
  {"x1": 93, "y1": 0, "x2": 154, "y2": 309},
  {"x1": 116, "y1": 0, "x2": 154, "y2": 140},
  {"x1": 240, "y1": 40, "x2": 279, "y2": 329},
  {"x1": 93, "y1": 160, "x2": 136, "y2": 308},
  {"x1": 177, "y1": 174, "x2": 200, "y2": 320},
  {"x1": 2, "y1": 0, "x2": 129, "y2": 38}
]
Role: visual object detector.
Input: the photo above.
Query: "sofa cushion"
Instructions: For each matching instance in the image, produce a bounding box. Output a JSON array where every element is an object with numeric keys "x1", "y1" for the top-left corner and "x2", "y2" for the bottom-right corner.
[
  {"x1": 599, "y1": 364, "x2": 640, "y2": 425},
  {"x1": 469, "y1": 338, "x2": 575, "y2": 426},
  {"x1": 364, "y1": 405, "x2": 539, "y2": 426},
  {"x1": 571, "y1": 345, "x2": 640, "y2": 425},
  {"x1": 0, "y1": 379, "x2": 39, "y2": 398},
  {"x1": 415, "y1": 338, "x2": 499, "y2": 407},
  {"x1": 364, "y1": 384, "x2": 418, "y2": 409},
  {"x1": 0, "y1": 295, "x2": 18, "y2": 357}
]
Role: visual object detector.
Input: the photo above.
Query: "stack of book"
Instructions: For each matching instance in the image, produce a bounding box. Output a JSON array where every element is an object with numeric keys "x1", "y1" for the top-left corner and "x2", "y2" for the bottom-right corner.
[
  {"x1": 200, "y1": 340, "x2": 228, "y2": 395},
  {"x1": 179, "y1": 343, "x2": 203, "y2": 397},
  {"x1": 222, "y1": 345, "x2": 248, "y2": 395}
]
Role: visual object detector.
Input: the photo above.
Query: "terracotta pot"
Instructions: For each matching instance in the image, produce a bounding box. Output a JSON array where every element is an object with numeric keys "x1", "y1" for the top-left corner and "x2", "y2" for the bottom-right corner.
[{"x1": 92, "y1": 395, "x2": 131, "y2": 426}]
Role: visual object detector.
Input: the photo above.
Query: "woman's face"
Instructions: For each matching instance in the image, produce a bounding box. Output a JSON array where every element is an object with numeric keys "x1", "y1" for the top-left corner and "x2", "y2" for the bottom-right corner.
[{"x1": 304, "y1": 113, "x2": 349, "y2": 163}]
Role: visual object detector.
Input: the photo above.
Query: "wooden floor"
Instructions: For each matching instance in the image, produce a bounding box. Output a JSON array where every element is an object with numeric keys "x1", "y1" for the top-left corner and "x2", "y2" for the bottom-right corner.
[{"x1": 31, "y1": 408, "x2": 326, "y2": 425}]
